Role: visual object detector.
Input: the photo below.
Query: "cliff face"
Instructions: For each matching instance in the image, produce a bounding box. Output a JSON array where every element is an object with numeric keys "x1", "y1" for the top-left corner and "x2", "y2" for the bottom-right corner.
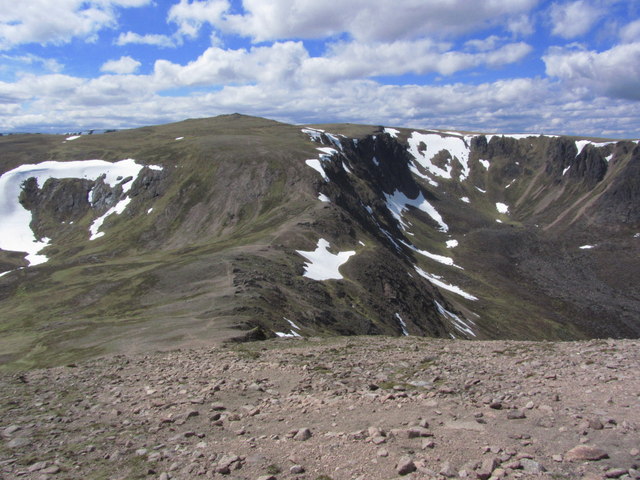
[{"x1": 0, "y1": 115, "x2": 638, "y2": 369}]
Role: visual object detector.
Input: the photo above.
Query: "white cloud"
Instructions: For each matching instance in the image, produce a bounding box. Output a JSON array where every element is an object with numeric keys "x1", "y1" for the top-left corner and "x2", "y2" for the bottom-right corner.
[
  {"x1": 166, "y1": 0, "x2": 539, "y2": 42},
  {"x1": 549, "y1": 1, "x2": 602, "y2": 39},
  {"x1": 300, "y1": 40, "x2": 531, "y2": 82},
  {"x1": 100, "y1": 56, "x2": 142, "y2": 74},
  {"x1": 116, "y1": 31, "x2": 176, "y2": 48},
  {"x1": 465, "y1": 35, "x2": 505, "y2": 52},
  {"x1": 620, "y1": 19, "x2": 640, "y2": 43},
  {"x1": 0, "y1": 53, "x2": 64, "y2": 73},
  {"x1": 2, "y1": 62, "x2": 637, "y2": 140},
  {"x1": 0, "y1": 0, "x2": 152, "y2": 49},
  {"x1": 152, "y1": 41, "x2": 308, "y2": 88},
  {"x1": 507, "y1": 14, "x2": 535, "y2": 37},
  {"x1": 544, "y1": 43, "x2": 640, "y2": 101},
  {"x1": 168, "y1": 0, "x2": 230, "y2": 38}
]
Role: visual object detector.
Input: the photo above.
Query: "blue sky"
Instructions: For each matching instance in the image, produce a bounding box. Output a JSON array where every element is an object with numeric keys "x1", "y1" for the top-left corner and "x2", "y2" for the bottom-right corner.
[{"x1": 0, "y1": 0, "x2": 639, "y2": 137}]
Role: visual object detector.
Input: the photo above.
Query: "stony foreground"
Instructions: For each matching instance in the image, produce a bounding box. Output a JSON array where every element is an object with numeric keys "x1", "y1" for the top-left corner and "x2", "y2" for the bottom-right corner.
[{"x1": 1, "y1": 337, "x2": 639, "y2": 480}]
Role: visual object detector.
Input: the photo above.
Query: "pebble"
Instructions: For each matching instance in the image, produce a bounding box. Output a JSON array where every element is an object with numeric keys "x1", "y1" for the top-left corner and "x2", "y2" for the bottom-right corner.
[
  {"x1": 565, "y1": 445, "x2": 609, "y2": 461},
  {"x1": 377, "y1": 448, "x2": 389, "y2": 457},
  {"x1": 520, "y1": 458, "x2": 545, "y2": 473},
  {"x1": 293, "y1": 428, "x2": 312, "y2": 441},
  {"x1": 605, "y1": 468, "x2": 628, "y2": 478},
  {"x1": 439, "y1": 460, "x2": 456, "y2": 478},
  {"x1": 476, "y1": 457, "x2": 499, "y2": 480},
  {"x1": 507, "y1": 410, "x2": 526, "y2": 420}
]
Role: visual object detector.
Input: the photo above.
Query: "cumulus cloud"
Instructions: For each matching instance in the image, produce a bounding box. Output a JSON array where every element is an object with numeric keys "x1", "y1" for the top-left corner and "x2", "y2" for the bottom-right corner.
[
  {"x1": 0, "y1": 0, "x2": 151, "y2": 49},
  {"x1": 620, "y1": 19, "x2": 640, "y2": 43},
  {"x1": 0, "y1": 53, "x2": 64, "y2": 73},
  {"x1": 168, "y1": 0, "x2": 230, "y2": 38},
  {"x1": 166, "y1": 0, "x2": 539, "y2": 42},
  {"x1": 4, "y1": 70, "x2": 637, "y2": 139},
  {"x1": 544, "y1": 43, "x2": 640, "y2": 100},
  {"x1": 300, "y1": 40, "x2": 532, "y2": 82},
  {"x1": 100, "y1": 56, "x2": 142, "y2": 74},
  {"x1": 116, "y1": 31, "x2": 176, "y2": 47},
  {"x1": 549, "y1": 1, "x2": 602, "y2": 39},
  {"x1": 507, "y1": 14, "x2": 535, "y2": 37}
]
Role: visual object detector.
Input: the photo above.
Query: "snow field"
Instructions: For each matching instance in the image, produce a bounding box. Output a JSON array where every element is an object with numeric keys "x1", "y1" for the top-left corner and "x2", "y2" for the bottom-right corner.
[
  {"x1": 0, "y1": 159, "x2": 160, "y2": 266},
  {"x1": 407, "y1": 132, "x2": 471, "y2": 181}
]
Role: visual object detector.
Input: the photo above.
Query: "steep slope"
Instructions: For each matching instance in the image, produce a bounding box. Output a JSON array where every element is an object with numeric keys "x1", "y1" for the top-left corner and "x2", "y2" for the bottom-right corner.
[{"x1": 0, "y1": 115, "x2": 638, "y2": 369}]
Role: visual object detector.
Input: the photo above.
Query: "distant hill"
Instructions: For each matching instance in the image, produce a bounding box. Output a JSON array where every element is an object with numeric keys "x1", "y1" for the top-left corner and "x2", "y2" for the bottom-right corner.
[{"x1": 1, "y1": 114, "x2": 638, "y2": 369}]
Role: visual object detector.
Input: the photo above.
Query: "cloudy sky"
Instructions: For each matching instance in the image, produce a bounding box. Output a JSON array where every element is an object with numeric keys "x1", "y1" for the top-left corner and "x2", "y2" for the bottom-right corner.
[{"x1": 0, "y1": 0, "x2": 639, "y2": 137}]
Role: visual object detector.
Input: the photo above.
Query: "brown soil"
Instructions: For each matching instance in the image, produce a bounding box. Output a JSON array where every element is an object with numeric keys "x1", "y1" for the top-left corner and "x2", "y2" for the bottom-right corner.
[{"x1": 1, "y1": 336, "x2": 639, "y2": 480}]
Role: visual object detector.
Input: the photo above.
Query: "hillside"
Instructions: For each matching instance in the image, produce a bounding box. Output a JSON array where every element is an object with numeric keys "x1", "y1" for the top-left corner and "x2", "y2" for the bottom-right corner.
[{"x1": 0, "y1": 114, "x2": 639, "y2": 369}]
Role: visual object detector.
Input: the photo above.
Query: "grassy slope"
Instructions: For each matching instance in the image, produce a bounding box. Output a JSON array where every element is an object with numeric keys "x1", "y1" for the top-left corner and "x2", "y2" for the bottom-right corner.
[{"x1": 0, "y1": 116, "x2": 637, "y2": 370}]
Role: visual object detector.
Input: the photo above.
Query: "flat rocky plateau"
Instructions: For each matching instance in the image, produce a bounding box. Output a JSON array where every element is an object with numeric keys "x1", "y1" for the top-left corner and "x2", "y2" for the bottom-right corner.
[{"x1": 1, "y1": 337, "x2": 639, "y2": 480}]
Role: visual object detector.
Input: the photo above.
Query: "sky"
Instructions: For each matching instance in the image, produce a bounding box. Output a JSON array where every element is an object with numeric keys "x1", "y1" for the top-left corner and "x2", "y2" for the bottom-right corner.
[{"x1": 0, "y1": 0, "x2": 639, "y2": 137}]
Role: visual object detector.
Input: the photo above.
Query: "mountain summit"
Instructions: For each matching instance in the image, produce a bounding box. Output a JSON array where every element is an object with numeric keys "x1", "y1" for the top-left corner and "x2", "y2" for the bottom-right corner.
[{"x1": 1, "y1": 114, "x2": 638, "y2": 368}]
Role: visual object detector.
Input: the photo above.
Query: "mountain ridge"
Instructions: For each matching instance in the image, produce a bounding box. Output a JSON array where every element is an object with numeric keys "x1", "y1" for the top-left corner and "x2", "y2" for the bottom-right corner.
[{"x1": 0, "y1": 114, "x2": 638, "y2": 369}]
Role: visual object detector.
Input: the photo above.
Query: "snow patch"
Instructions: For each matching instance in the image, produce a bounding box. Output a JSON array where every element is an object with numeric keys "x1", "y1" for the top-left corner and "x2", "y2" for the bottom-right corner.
[
  {"x1": 275, "y1": 331, "x2": 301, "y2": 338},
  {"x1": 385, "y1": 189, "x2": 448, "y2": 232},
  {"x1": 460, "y1": 197, "x2": 470, "y2": 204},
  {"x1": 475, "y1": 187, "x2": 486, "y2": 193},
  {"x1": 394, "y1": 313, "x2": 409, "y2": 336},
  {"x1": 414, "y1": 266, "x2": 478, "y2": 301},
  {"x1": 147, "y1": 208, "x2": 154, "y2": 214},
  {"x1": 89, "y1": 197, "x2": 131, "y2": 240},
  {"x1": 65, "y1": 135, "x2": 81, "y2": 141},
  {"x1": 0, "y1": 159, "x2": 159, "y2": 266},
  {"x1": 435, "y1": 300, "x2": 476, "y2": 337},
  {"x1": 342, "y1": 161, "x2": 353, "y2": 174},
  {"x1": 384, "y1": 127, "x2": 400, "y2": 138},
  {"x1": 579, "y1": 244, "x2": 595, "y2": 249},
  {"x1": 301, "y1": 128, "x2": 323, "y2": 142},
  {"x1": 284, "y1": 317, "x2": 301, "y2": 331},
  {"x1": 175, "y1": 137, "x2": 184, "y2": 141},
  {"x1": 479, "y1": 159, "x2": 490, "y2": 170},
  {"x1": 400, "y1": 240, "x2": 460, "y2": 268},
  {"x1": 296, "y1": 238, "x2": 355, "y2": 281},
  {"x1": 562, "y1": 166, "x2": 571, "y2": 176},
  {"x1": 446, "y1": 239, "x2": 459, "y2": 249},
  {"x1": 496, "y1": 202, "x2": 509, "y2": 214},
  {"x1": 372, "y1": 156, "x2": 379, "y2": 167},
  {"x1": 318, "y1": 193, "x2": 330, "y2": 202},
  {"x1": 305, "y1": 159, "x2": 329, "y2": 181},
  {"x1": 575, "y1": 139, "x2": 612, "y2": 155}
]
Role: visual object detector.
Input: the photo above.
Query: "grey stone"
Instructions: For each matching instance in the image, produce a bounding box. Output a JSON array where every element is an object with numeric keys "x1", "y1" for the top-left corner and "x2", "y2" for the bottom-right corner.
[
  {"x1": 293, "y1": 428, "x2": 312, "y2": 441},
  {"x1": 565, "y1": 445, "x2": 609, "y2": 461},
  {"x1": 520, "y1": 458, "x2": 545, "y2": 473},
  {"x1": 396, "y1": 456, "x2": 416, "y2": 475}
]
